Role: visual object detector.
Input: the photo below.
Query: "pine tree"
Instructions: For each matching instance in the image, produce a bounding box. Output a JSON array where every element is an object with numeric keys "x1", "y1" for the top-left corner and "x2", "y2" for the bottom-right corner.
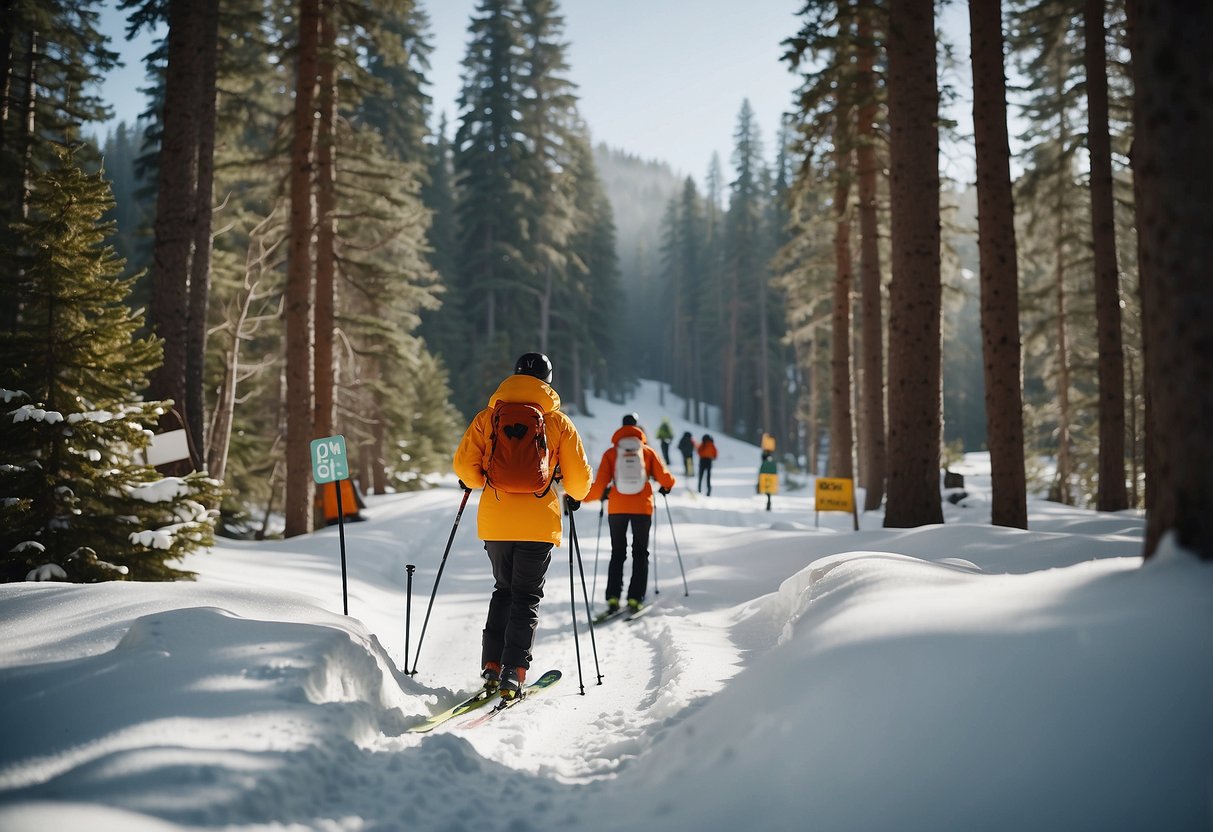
[
  {"x1": 1128, "y1": 0, "x2": 1213, "y2": 559},
  {"x1": 884, "y1": 0, "x2": 944, "y2": 528},
  {"x1": 970, "y1": 0, "x2": 1028, "y2": 529},
  {"x1": 854, "y1": 0, "x2": 887, "y2": 510},
  {"x1": 565, "y1": 130, "x2": 621, "y2": 412},
  {"x1": 1082, "y1": 0, "x2": 1127, "y2": 511},
  {"x1": 1010, "y1": 0, "x2": 1091, "y2": 506},
  {"x1": 0, "y1": 146, "x2": 219, "y2": 582},
  {"x1": 453, "y1": 0, "x2": 528, "y2": 409},
  {"x1": 722, "y1": 99, "x2": 768, "y2": 436},
  {"x1": 1, "y1": 1, "x2": 118, "y2": 333}
]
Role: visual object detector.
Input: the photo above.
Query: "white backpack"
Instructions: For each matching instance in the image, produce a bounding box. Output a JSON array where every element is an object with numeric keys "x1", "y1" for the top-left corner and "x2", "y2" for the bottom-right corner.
[{"x1": 612, "y1": 436, "x2": 648, "y2": 495}]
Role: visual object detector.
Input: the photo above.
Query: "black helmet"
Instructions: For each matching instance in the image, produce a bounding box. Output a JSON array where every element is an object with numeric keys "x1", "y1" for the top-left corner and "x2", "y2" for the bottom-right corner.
[
  {"x1": 622, "y1": 412, "x2": 639, "y2": 427},
  {"x1": 513, "y1": 352, "x2": 553, "y2": 384}
]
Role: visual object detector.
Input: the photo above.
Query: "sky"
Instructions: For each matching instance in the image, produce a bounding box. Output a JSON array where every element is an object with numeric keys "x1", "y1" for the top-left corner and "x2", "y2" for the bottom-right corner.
[
  {"x1": 94, "y1": 1, "x2": 808, "y2": 183},
  {"x1": 94, "y1": 1, "x2": 980, "y2": 186},
  {"x1": 2, "y1": 378, "x2": 1210, "y2": 830},
  {"x1": 423, "y1": 0, "x2": 802, "y2": 181}
]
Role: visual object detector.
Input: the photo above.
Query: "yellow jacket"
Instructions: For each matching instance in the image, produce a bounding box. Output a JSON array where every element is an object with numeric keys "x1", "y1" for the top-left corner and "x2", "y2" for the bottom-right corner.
[{"x1": 453, "y1": 374, "x2": 592, "y2": 545}]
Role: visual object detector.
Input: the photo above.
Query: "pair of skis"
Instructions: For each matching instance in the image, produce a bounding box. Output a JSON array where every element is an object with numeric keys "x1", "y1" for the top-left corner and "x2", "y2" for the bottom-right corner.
[
  {"x1": 407, "y1": 669, "x2": 562, "y2": 734},
  {"x1": 592, "y1": 601, "x2": 657, "y2": 626}
]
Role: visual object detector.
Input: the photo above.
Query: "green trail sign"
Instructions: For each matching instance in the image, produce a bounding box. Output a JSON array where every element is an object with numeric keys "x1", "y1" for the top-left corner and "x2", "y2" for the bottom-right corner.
[{"x1": 311, "y1": 435, "x2": 349, "y2": 484}]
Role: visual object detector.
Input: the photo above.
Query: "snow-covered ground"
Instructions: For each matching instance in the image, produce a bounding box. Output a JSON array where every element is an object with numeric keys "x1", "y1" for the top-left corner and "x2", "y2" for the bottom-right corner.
[{"x1": 2, "y1": 380, "x2": 1210, "y2": 831}]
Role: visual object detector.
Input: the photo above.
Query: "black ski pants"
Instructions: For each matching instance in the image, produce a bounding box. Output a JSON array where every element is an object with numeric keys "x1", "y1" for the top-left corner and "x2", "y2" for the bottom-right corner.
[
  {"x1": 482, "y1": 540, "x2": 553, "y2": 671},
  {"x1": 606, "y1": 513, "x2": 652, "y2": 604},
  {"x1": 698, "y1": 458, "x2": 713, "y2": 495},
  {"x1": 659, "y1": 439, "x2": 671, "y2": 465}
]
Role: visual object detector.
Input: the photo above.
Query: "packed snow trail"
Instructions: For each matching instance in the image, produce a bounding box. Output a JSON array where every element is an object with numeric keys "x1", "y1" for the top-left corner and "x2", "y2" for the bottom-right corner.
[{"x1": 2, "y1": 382, "x2": 1209, "y2": 831}]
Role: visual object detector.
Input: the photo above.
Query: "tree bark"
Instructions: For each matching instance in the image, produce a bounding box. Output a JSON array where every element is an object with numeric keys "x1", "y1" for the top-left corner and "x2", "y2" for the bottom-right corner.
[
  {"x1": 313, "y1": 4, "x2": 337, "y2": 440},
  {"x1": 969, "y1": 0, "x2": 1027, "y2": 529},
  {"x1": 884, "y1": 0, "x2": 943, "y2": 528},
  {"x1": 149, "y1": 0, "x2": 201, "y2": 451},
  {"x1": 184, "y1": 0, "x2": 220, "y2": 468},
  {"x1": 1127, "y1": 0, "x2": 1213, "y2": 559},
  {"x1": 856, "y1": 0, "x2": 886, "y2": 511},
  {"x1": 829, "y1": 122, "x2": 855, "y2": 479},
  {"x1": 1083, "y1": 0, "x2": 1128, "y2": 512},
  {"x1": 284, "y1": 0, "x2": 320, "y2": 538}
]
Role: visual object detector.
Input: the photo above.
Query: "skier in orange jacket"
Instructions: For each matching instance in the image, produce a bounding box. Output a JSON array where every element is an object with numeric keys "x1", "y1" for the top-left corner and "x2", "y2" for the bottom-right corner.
[
  {"x1": 452, "y1": 352, "x2": 591, "y2": 699},
  {"x1": 584, "y1": 413, "x2": 676, "y2": 613},
  {"x1": 697, "y1": 434, "x2": 718, "y2": 496}
]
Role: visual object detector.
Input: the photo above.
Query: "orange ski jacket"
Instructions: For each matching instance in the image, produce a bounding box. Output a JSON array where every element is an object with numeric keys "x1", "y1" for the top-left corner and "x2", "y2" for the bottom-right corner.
[
  {"x1": 453, "y1": 374, "x2": 591, "y2": 545},
  {"x1": 698, "y1": 438, "x2": 718, "y2": 460},
  {"x1": 584, "y1": 425, "x2": 676, "y2": 515}
]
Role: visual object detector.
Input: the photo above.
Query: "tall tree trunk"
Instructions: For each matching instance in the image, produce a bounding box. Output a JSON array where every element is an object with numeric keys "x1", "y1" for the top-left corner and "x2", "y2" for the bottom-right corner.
[
  {"x1": 184, "y1": 0, "x2": 220, "y2": 468},
  {"x1": 538, "y1": 266, "x2": 551, "y2": 354},
  {"x1": 970, "y1": 0, "x2": 1028, "y2": 529},
  {"x1": 207, "y1": 356, "x2": 235, "y2": 482},
  {"x1": 723, "y1": 276, "x2": 739, "y2": 433},
  {"x1": 149, "y1": 0, "x2": 201, "y2": 450},
  {"x1": 284, "y1": 0, "x2": 320, "y2": 538},
  {"x1": 1083, "y1": 0, "x2": 1127, "y2": 512},
  {"x1": 856, "y1": 0, "x2": 887, "y2": 511},
  {"x1": 884, "y1": 0, "x2": 943, "y2": 528},
  {"x1": 1, "y1": 25, "x2": 34, "y2": 335},
  {"x1": 758, "y1": 261, "x2": 772, "y2": 435},
  {"x1": 807, "y1": 328, "x2": 822, "y2": 476},
  {"x1": 371, "y1": 390, "x2": 388, "y2": 494},
  {"x1": 829, "y1": 132, "x2": 855, "y2": 479},
  {"x1": 1053, "y1": 227, "x2": 1074, "y2": 506},
  {"x1": 17, "y1": 28, "x2": 34, "y2": 220},
  {"x1": 313, "y1": 4, "x2": 337, "y2": 440},
  {"x1": 1127, "y1": 0, "x2": 1213, "y2": 559},
  {"x1": 1126, "y1": 349, "x2": 1139, "y2": 507}
]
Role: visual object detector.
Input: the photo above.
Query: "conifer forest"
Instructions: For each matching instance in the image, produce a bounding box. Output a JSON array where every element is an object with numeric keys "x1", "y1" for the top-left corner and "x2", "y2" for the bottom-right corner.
[{"x1": 1, "y1": 0, "x2": 1210, "y2": 581}]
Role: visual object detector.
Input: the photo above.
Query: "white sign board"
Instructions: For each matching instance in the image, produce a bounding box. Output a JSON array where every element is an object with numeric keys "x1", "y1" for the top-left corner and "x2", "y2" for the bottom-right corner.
[{"x1": 146, "y1": 429, "x2": 190, "y2": 466}]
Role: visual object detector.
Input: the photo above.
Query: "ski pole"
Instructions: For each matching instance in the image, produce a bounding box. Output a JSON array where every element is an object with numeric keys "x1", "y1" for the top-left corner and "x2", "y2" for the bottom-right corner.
[
  {"x1": 404, "y1": 563, "x2": 415, "y2": 673},
  {"x1": 591, "y1": 499, "x2": 604, "y2": 604},
  {"x1": 652, "y1": 493, "x2": 659, "y2": 596},
  {"x1": 567, "y1": 501, "x2": 603, "y2": 686},
  {"x1": 410, "y1": 488, "x2": 471, "y2": 675},
  {"x1": 662, "y1": 493, "x2": 690, "y2": 597},
  {"x1": 565, "y1": 500, "x2": 586, "y2": 695}
]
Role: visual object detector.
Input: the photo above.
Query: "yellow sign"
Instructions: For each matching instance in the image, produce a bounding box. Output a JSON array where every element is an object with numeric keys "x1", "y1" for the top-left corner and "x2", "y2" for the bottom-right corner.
[{"x1": 815, "y1": 477, "x2": 855, "y2": 512}]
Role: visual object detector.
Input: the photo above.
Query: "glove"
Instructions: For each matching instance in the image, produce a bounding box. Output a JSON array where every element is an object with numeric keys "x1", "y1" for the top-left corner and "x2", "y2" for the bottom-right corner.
[
  {"x1": 564, "y1": 494, "x2": 581, "y2": 512},
  {"x1": 603, "y1": 486, "x2": 611, "y2": 501},
  {"x1": 458, "y1": 479, "x2": 472, "y2": 493},
  {"x1": 658, "y1": 486, "x2": 671, "y2": 496}
]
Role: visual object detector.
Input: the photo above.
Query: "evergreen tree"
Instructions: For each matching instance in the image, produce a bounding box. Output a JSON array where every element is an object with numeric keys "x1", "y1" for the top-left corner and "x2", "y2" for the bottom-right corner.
[
  {"x1": 722, "y1": 99, "x2": 768, "y2": 436},
  {"x1": 854, "y1": 0, "x2": 887, "y2": 510},
  {"x1": 970, "y1": 0, "x2": 1028, "y2": 528},
  {"x1": 452, "y1": 0, "x2": 528, "y2": 409},
  {"x1": 1082, "y1": 0, "x2": 1127, "y2": 511},
  {"x1": 1010, "y1": 0, "x2": 1092, "y2": 506},
  {"x1": 884, "y1": 0, "x2": 944, "y2": 528},
  {"x1": 1, "y1": 1, "x2": 118, "y2": 332},
  {"x1": 1127, "y1": 0, "x2": 1213, "y2": 559},
  {"x1": 565, "y1": 130, "x2": 622, "y2": 411},
  {"x1": 0, "y1": 146, "x2": 219, "y2": 582}
]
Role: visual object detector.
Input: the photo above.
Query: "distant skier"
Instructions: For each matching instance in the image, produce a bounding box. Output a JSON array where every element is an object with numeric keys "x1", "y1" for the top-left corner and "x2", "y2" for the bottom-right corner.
[
  {"x1": 656, "y1": 417, "x2": 674, "y2": 465},
  {"x1": 697, "y1": 433, "x2": 718, "y2": 496},
  {"x1": 584, "y1": 414, "x2": 676, "y2": 614},
  {"x1": 757, "y1": 452, "x2": 778, "y2": 511},
  {"x1": 452, "y1": 352, "x2": 592, "y2": 701},
  {"x1": 677, "y1": 431, "x2": 696, "y2": 478}
]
